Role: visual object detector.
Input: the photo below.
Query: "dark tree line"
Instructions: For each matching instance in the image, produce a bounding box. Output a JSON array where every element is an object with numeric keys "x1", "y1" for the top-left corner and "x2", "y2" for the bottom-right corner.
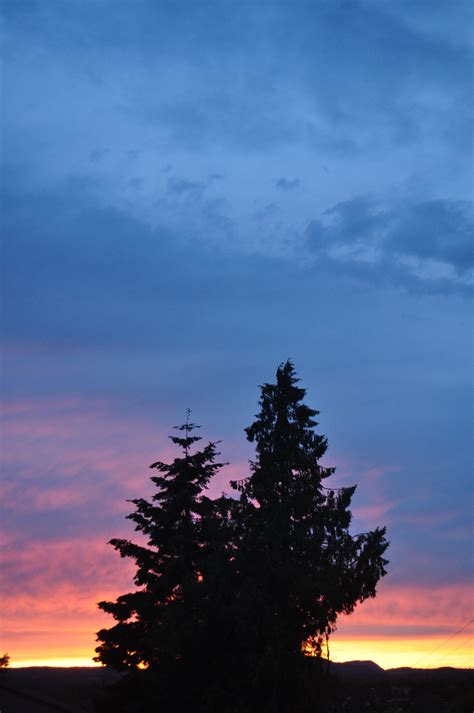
[{"x1": 95, "y1": 362, "x2": 388, "y2": 712}]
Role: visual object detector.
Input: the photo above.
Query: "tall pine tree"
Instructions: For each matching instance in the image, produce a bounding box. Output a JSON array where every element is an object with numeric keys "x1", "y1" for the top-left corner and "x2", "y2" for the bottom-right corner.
[{"x1": 231, "y1": 361, "x2": 389, "y2": 711}]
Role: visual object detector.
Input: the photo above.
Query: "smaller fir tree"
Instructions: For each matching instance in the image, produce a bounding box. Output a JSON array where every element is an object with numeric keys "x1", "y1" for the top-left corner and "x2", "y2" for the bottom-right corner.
[{"x1": 95, "y1": 412, "x2": 225, "y2": 682}]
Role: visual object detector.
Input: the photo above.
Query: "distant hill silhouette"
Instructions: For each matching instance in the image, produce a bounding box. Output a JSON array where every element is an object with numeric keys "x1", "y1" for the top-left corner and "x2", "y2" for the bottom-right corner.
[
  {"x1": 329, "y1": 661, "x2": 473, "y2": 712},
  {"x1": 330, "y1": 659, "x2": 384, "y2": 678},
  {"x1": 332, "y1": 659, "x2": 474, "y2": 679}
]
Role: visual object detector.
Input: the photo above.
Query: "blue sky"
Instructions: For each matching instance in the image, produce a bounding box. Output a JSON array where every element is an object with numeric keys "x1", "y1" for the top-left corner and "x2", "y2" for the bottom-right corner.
[{"x1": 1, "y1": 0, "x2": 473, "y2": 667}]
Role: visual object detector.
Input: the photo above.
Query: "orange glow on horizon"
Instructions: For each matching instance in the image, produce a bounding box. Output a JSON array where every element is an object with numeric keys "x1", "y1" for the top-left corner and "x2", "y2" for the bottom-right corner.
[
  {"x1": 329, "y1": 636, "x2": 473, "y2": 670},
  {"x1": 9, "y1": 657, "x2": 101, "y2": 669},
  {"x1": 7, "y1": 635, "x2": 473, "y2": 671},
  {"x1": 4, "y1": 582, "x2": 472, "y2": 672}
]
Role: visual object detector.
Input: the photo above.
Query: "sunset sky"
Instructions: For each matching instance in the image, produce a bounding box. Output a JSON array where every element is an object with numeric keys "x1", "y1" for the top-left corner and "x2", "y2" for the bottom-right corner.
[{"x1": 2, "y1": 0, "x2": 473, "y2": 670}]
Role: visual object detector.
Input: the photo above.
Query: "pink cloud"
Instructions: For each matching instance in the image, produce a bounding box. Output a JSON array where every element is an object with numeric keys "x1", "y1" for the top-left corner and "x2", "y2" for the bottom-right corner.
[
  {"x1": 335, "y1": 580, "x2": 473, "y2": 638},
  {"x1": 1, "y1": 395, "x2": 246, "y2": 535}
]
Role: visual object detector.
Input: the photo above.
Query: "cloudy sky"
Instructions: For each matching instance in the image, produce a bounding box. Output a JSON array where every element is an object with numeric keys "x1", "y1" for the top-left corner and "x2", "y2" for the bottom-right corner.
[{"x1": 2, "y1": 0, "x2": 473, "y2": 669}]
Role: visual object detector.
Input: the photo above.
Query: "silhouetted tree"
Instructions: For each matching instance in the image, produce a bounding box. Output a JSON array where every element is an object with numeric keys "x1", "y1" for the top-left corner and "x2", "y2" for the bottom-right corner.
[
  {"x1": 228, "y1": 361, "x2": 389, "y2": 711},
  {"x1": 0, "y1": 653, "x2": 9, "y2": 669},
  {"x1": 94, "y1": 412, "x2": 225, "y2": 709}
]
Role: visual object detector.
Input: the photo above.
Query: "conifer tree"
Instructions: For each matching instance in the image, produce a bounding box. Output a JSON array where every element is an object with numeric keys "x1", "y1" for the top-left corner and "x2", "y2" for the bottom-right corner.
[
  {"x1": 94, "y1": 412, "x2": 225, "y2": 676},
  {"x1": 231, "y1": 361, "x2": 389, "y2": 710}
]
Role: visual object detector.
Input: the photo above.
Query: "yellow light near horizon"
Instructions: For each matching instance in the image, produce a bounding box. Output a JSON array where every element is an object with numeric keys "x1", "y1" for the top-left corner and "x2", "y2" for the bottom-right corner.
[
  {"x1": 7, "y1": 624, "x2": 473, "y2": 672},
  {"x1": 330, "y1": 637, "x2": 473, "y2": 670},
  {"x1": 10, "y1": 657, "x2": 101, "y2": 669},
  {"x1": 10, "y1": 639, "x2": 473, "y2": 671}
]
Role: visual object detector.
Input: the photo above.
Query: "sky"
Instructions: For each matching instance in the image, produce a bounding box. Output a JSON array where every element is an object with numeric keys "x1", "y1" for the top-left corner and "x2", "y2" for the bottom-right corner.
[{"x1": 1, "y1": 0, "x2": 473, "y2": 670}]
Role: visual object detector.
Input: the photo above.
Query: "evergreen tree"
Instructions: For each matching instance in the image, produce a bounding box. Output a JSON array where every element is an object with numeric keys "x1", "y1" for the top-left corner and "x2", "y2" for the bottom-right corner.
[
  {"x1": 231, "y1": 361, "x2": 389, "y2": 711},
  {"x1": 94, "y1": 412, "x2": 225, "y2": 690}
]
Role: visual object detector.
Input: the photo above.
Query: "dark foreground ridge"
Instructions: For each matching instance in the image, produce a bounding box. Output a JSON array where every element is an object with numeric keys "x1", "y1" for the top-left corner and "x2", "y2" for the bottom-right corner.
[
  {"x1": 1, "y1": 663, "x2": 472, "y2": 713},
  {"x1": 0, "y1": 668, "x2": 120, "y2": 713}
]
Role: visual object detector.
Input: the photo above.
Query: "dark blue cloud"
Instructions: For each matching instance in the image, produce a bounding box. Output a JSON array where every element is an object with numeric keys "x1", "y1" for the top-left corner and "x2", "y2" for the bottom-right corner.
[
  {"x1": 276, "y1": 178, "x2": 301, "y2": 191},
  {"x1": 388, "y1": 200, "x2": 474, "y2": 273},
  {"x1": 306, "y1": 196, "x2": 473, "y2": 291}
]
